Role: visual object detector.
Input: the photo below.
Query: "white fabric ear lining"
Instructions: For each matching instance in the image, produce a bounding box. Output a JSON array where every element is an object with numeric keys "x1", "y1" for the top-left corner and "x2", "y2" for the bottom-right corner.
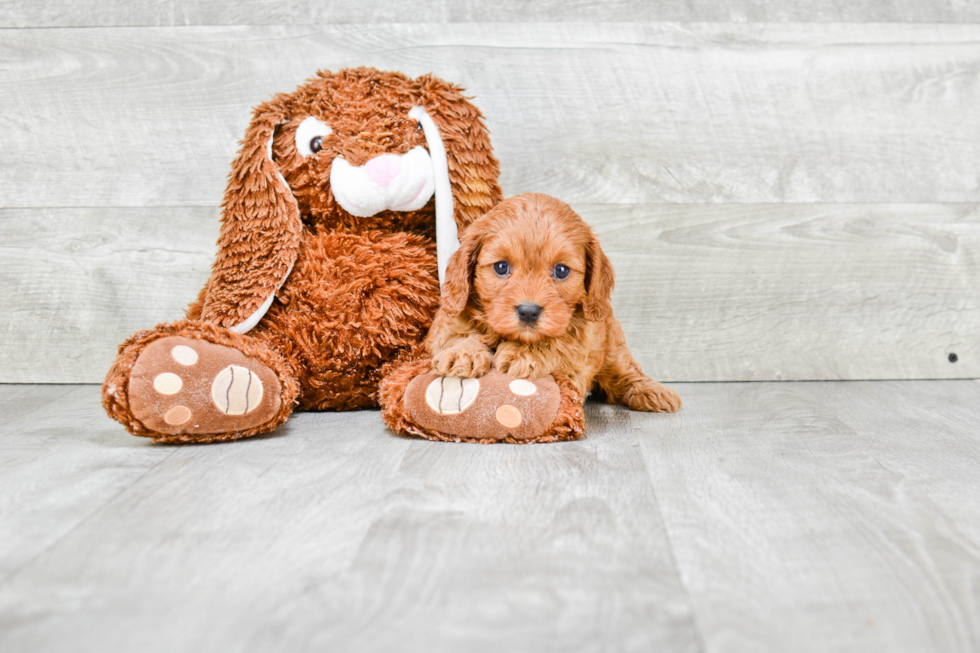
[
  {"x1": 230, "y1": 130, "x2": 297, "y2": 334},
  {"x1": 229, "y1": 262, "x2": 294, "y2": 334},
  {"x1": 409, "y1": 106, "x2": 457, "y2": 288}
]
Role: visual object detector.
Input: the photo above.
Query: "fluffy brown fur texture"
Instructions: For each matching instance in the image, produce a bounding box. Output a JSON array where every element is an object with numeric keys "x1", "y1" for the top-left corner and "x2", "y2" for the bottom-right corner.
[
  {"x1": 426, "y1": 193, "x2": 681, "y2": 413},
  {"x1": 103, "y1": 68, "x2": 503, "y2": 442}
]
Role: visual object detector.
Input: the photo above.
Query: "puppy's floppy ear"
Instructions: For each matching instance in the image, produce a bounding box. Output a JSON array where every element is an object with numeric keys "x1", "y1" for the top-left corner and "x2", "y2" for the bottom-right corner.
[
  {"x1": 583, "y1": 235, "x2": 615, "y2": 322},
  {"x1": 200, "y1": 97, "x2": 302, "y2": 332},
  {"x1": 440, "y1": 224, "x2": 485, "y2": 318}
]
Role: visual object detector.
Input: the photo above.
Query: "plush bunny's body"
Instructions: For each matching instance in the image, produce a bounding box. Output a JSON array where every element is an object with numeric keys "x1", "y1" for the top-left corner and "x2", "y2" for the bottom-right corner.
[{"x1": 103, "y1": 68, "x2": 503, "y2": 442}]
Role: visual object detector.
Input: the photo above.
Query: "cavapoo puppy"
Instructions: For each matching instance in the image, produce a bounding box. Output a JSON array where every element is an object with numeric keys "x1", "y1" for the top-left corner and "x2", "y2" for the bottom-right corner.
[{"x1": 427, "y1": 193, "x2": 681, "y2": 413}]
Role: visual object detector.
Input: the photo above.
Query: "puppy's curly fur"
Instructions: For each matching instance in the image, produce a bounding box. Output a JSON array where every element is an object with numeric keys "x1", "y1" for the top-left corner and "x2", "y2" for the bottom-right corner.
[{"x1": 427, "y1": 193, "x2": 681, "y2": 413}]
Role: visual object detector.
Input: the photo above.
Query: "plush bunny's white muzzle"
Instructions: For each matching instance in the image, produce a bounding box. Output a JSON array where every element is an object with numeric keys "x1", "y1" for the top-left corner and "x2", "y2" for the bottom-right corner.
[{"x1": 330, "y1": 147, "x2": 435, "y2": 217}]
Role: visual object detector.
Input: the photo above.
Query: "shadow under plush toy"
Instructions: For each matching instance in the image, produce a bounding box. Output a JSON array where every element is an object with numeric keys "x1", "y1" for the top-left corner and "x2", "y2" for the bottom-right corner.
[{"x1": 102, "y1": 67, "x2": 586, "y2": 444}]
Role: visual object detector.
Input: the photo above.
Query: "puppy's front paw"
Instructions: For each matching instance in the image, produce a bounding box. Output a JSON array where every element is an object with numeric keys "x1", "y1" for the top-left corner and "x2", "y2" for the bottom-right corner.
[
  {"x1": 432, "y1": 340, "x2": 493, "y2": 378},
  {"x1": 493, "y1": 345, "x2": 554, "y2": 379},
  {"x1": 624, "y1": 380, "x2": 681, "y2": 413}
]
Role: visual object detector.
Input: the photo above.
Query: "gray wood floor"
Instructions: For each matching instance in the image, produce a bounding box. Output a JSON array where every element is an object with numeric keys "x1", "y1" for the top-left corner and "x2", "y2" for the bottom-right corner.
[{"x1": 1, "y1": 381, "x2": 978, "y2": 652}]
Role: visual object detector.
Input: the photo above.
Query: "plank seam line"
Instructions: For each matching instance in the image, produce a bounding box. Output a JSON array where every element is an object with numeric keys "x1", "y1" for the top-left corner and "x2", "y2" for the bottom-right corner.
[
  {"x1": 2, "y1": 21, "x2": 980, "y2": 28},
  {"x1": 0, "y1": 205, "x2": 219, "y2": 211},
  {"x1": 0, "y1": 383, "x2": 103, "y2": 387},
  {"x1": 0, "y1": 385, "x2": 88, "y2": 421},
  {"x1": 628, "y1": 410, "x2": 709, "y2": 653}
]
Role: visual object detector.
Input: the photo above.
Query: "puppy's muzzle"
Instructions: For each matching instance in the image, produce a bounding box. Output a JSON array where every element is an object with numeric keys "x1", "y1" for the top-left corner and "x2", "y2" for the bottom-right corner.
[{"x1": 516, "y1": 303, "x2": 543, "y2": 325}]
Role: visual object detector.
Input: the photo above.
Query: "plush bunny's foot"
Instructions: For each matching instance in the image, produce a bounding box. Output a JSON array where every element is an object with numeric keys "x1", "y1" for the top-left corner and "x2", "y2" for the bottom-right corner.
[
  {"x1": 103, "y1": 321, "x2": 299, "y2": 443},
  {"x1": 128, "y1": 336, "x2": 282, "y2": 439},
  {"x1": 380, "y1": 360, "x2": 585, "y2": 444}
]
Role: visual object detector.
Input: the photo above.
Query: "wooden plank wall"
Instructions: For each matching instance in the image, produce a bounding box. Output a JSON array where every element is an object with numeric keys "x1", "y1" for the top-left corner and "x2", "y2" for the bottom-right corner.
[{"x1": 0, "y1": 9, "x2": 977, "y2": 383}]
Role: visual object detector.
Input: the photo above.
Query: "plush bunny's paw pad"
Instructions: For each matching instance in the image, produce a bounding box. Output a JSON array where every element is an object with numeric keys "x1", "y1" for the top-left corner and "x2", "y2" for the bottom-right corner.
[
  {"x1": 128, "y1": 336, "x2": 281, "y2": 437},
  {"x1": 404, "y1": 370, "x2": 562, "y2": 442}
]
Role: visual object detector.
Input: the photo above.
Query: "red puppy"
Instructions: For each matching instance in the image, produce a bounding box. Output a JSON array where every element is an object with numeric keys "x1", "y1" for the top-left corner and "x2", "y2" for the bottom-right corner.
[{"x1": 427, "y1": 193, "x2": 681, "y2": 412}]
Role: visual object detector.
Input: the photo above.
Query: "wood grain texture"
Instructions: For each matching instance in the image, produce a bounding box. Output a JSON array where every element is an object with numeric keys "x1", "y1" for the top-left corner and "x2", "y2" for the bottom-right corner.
[
  {"x1": 319, "y1": 402, "x2": 699, "y2": 652},
  {"x1": 634, "y1": 380, "x2": 980, "y2": 653},
  {"x1": 1, "y1": 24, "x2": 979, "y2": 207},
  {"x1": 3, "y1": 0, "x2": 980, "y2": 27},
  {"x1": 0, "y1": 385, "x2": 177, "y2": 584},
  {"x1": 0, "y1": 391, "x2": 700, "y2": 652},
  {"x1": 2, "y1": 23, "x2": 977, "y2": 383},
  {"x1": 2, "y1": 380, "x2": 979, "y2": 651},
  {"x1": 0, "y1": 384, "x2": 75, "y2": 423},
  {"x1": 2, "y1": 203, "x2": 975, "y2": 383},
  {"x1": 0, "y1": 207, "x2": 217, "y2": 383},
  {"x1": 583, "y1": 202, "x2": 980, "y2": 382}
]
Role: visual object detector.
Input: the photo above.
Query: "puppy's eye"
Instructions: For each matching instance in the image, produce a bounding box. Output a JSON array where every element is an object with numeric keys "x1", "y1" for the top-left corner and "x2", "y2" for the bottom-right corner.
[
  {"x1": 553, "y1": 264, "x2": 571, "y2": 280},
  {"x1": 493, "y1": 261, "x2": 510, "y2": 276},
  {"x1": 416, "y1": 121, "x2": 423, "y2": 132},
  {"x1": 295, "y1": 116, "x2": 333, "y2": 157}
]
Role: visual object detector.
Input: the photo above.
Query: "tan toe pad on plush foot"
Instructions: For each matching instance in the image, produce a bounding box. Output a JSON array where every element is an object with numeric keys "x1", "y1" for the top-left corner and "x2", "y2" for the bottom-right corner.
[
  {"x1": 404, "y1": 370, "x2": 561, "y2": 442},
  {"x1": 128, "y1": 336, "x2": 281, "y2": 437}
]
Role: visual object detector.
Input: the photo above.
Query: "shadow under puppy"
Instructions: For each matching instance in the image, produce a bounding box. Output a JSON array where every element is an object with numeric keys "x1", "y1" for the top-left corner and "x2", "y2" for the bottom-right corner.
[{"x1": 428, "y1": 192, "x2": 681, "y2": 413}]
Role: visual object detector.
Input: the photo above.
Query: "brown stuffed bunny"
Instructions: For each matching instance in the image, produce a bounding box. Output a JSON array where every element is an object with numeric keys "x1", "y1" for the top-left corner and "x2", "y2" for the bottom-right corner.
[{"x1": 103, "y1": 68, "x2": 507, "y2": 443}]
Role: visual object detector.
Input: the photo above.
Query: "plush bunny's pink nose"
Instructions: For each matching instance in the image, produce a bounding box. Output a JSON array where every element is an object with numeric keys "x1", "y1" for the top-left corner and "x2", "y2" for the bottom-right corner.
[{"x1": 363, "y1": 155, "x2": 402, "y2": 188}]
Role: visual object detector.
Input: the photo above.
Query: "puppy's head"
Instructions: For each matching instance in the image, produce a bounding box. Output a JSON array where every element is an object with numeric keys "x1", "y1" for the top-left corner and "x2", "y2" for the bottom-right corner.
[{"x1": 442, "y1": 193, "x2": 614, "y2": 344}]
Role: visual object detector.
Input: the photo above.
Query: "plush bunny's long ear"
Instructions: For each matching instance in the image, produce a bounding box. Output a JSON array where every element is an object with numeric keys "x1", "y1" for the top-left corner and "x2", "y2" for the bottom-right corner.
[
  {"x1": 409, "y1": 105, "x2": 456, "y2": 288},
  {"x1": 414, "y1": 76, "x2": 503, "y2": 288},
  {"x1": 200, "y1": 99, "x2": 302, "y2": 332}
]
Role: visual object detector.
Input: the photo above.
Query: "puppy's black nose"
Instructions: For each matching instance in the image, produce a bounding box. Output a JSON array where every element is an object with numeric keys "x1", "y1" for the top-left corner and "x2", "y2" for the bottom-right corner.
[{"x1": 516, "y1": 303, "x2": 543, "y2": 324}]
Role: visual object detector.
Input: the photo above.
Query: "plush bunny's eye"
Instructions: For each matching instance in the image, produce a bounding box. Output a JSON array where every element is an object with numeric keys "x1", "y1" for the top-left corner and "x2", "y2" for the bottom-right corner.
[{"x1": 295, "y1": 117, "x2": 333, "y2": 157}]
